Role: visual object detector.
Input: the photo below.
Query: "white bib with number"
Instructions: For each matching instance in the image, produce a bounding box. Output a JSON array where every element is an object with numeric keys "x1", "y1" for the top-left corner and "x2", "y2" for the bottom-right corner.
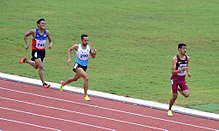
[{"x1": 36, "y1": 39, "x2": 46, "y2": 49}]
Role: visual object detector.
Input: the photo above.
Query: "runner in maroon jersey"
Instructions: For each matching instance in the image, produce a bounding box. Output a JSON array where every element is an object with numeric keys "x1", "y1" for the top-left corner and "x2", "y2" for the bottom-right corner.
[
  {"x1": 18, "y1": 18, "x2": 53, "y2": 88},
  {"x1": 167, "y1": 43, "x2": 192, "y2": 117}
]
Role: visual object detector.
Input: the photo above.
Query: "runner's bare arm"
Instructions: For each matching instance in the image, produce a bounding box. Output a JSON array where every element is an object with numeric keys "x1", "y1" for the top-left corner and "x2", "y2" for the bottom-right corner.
[
  {"x1": 47, "y1": 30, "x2": 52, "y2": 49},
  {"x1": 90, "y1": 45, "x2": 97, "y2": 58},
  {"x1": 187, "y1": 56, "x2": 192, "y2": 77},
  {"x1": 24, "y1": 29, "x2": 35, "y2": 49},
  {"x1": 67, "y1": 44, "x2": 78, "y2": 64}
]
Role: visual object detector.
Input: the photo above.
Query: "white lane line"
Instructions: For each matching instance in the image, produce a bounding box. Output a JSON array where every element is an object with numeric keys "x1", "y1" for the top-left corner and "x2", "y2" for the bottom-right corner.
[
  {"x1": 1, "y1": 86, "x2": 218, "y2": 131},
  {"x1": 0, "y1": 107, "x2": 115, "y2": 131},
  {"x1": 0, "y1": 96, "x2": 167, "y2": 131},
  {"x1": 0, "y1": 117, "x2": 61, "y2": 131}
]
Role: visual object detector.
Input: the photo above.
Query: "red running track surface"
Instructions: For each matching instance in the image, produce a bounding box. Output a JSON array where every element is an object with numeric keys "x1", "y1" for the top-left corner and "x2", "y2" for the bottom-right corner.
[{"x1": 0, "y1": 79, "x2": 218, "y2": 131}]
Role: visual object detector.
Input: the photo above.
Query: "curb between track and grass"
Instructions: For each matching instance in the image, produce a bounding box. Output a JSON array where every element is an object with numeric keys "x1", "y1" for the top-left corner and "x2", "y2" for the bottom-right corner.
[{"x1": 1, "y1": 72, "x2": 219, "y2": 121}]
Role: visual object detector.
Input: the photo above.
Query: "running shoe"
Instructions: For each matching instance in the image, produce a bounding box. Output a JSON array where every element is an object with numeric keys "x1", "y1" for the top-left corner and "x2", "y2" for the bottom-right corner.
[
  {"x1": 43, "y1": 83, "x2": 50, "y2": 88},
  {"x1": 18, "y1": 56, "x2": 27, "y2": 64},
  {"x1": 59, "y1": 80, "x2": 64, "y2": 92},
  {"x1": 167, "y1": 110, "x2": 173, "y2": 117},
  {"x1": 84, "y1": 95, "x2": 91, "y2": 101}
]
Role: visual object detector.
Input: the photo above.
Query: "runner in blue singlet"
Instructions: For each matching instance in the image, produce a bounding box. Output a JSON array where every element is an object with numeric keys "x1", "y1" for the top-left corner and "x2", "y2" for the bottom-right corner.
[
  {"x1": 59, "y1": 34, "x2": 97, "y2": 101},
  {"x1": 18, "y1": 18, "x2": 53, "y2": 88}
]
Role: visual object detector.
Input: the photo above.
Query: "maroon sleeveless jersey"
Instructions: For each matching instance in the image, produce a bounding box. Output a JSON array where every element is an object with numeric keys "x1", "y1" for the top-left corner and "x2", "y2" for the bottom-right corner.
[{"x1": 171, "y1": 55, "x2": 188, "y2": 79}]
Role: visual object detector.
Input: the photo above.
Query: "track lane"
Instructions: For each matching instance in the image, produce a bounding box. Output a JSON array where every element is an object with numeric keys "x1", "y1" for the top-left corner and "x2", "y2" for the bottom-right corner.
[{"x1": 0, "y1": 79, "x2": 218, "y2": 131}]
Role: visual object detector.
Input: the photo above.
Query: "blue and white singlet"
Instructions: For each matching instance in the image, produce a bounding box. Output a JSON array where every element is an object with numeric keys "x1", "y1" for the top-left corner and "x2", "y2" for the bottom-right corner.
[{"x1": 75, "y1": 44, "x2": 90, "y2": 66}]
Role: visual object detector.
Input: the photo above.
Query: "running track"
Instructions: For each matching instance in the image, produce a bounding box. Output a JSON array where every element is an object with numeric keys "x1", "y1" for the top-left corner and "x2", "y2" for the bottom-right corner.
[{"x1": 0, "y1": 79, "x2": 218, "y2": 131}]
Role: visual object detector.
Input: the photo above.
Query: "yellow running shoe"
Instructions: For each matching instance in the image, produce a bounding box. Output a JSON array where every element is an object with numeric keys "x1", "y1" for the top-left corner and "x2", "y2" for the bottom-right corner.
[
  {"x1": 167, "y1": 110, "x2": 173, "y2": 117},
  {"x1": 84, "y1": 95, "x2": 91, "y2": 101},
  {"x1": 59, "y1": 80, "x2": 64, "y2": 92}
]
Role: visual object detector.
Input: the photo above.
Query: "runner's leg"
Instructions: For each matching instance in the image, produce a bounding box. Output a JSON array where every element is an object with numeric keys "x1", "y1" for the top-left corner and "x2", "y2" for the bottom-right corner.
[
  {"x1": 75, "y1": 68, "x2": 89, "y2": 96},
  {"x1": 35, "y1": 58, "x2": 45, "y2": 84},
  {"x1": 62, "y1": 74, "x2": 81, "y2": 86}
]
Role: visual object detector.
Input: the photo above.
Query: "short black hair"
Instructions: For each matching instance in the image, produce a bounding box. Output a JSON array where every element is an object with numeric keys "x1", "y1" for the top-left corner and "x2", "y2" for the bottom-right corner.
[
  {"x1": 178, "y1": 43, "x2": 187, "y2": 49},
  {"x1": 81, "y1": 34, "x2": 88, "y2": 39},
  {"x1": 37, "y1": 18, "x2": 45, "y2": 24}
]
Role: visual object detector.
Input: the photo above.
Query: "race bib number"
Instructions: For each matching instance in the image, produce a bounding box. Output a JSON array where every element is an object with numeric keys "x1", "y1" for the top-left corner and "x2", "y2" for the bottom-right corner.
[
  {"x1": 78, "y1": 51, "x2": 89, "y2": 60},
  {"x1": 178, "y1": 64, "x2": 187, "y2": 76},
  {"x1": 36, "y1": 40, "x2": 46, "y2": 49},
  {"x1": 79, "y1": 53, "x2": 89, "y2": 60}
]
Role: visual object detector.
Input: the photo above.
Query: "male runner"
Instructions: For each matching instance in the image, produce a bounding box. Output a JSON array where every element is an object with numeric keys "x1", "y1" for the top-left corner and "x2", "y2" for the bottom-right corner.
[
  {"x1": 167, "y1": 43, "x2": 192, "y2": 116},
  {"x1": 19, "y1": 18, "x2": 52, "y2": 88},
  {"x1": 60, "y1": 34, "x2": 96, "y2": 101}
]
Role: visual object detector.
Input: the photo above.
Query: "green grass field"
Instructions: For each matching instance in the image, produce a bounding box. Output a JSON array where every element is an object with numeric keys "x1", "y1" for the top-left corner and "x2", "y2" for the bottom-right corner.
[{"x1": 1, "y1": 0, "x2": 219, "y2": 113}]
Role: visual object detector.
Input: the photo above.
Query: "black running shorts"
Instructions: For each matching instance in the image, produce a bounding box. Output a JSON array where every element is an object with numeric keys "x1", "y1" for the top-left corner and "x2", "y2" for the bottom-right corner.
[
  {"x1": 31, "y1": 50, "x2": 46, "y2": 62},
  {"x1": 73, "y1": 63, "x2": 87, "y2": 72}
]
